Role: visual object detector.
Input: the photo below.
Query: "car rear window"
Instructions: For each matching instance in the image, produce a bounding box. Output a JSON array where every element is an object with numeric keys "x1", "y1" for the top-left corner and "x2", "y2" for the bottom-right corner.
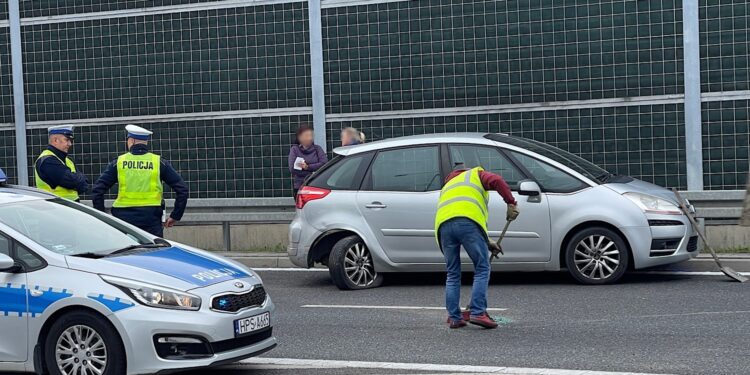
[{"x1": 307, "y1": 153, "x2": 371, "y2": 190}]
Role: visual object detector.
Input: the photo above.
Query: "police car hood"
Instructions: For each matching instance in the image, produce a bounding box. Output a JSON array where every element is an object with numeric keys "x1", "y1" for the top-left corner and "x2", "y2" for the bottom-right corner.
[{"x1": 66, "y1": 246, "x2": 254, "y2": 291}]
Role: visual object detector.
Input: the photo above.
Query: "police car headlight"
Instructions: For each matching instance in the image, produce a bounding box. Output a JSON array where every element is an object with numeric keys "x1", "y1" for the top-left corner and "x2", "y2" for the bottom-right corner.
[{"x1": 101, "y1": 275, "x2": 201, "y2": 311}]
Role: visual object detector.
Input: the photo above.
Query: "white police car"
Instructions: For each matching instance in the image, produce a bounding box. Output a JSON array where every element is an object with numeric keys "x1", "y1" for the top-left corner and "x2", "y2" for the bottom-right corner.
[{"x1": 0, "y1": 168, "x2": 276, "y2": 374}]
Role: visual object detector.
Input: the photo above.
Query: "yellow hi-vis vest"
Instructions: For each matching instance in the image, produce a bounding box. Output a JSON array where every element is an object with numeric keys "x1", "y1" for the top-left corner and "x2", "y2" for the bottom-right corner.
[
  {"x1": 34, "y1": 149, "x2": 80, "y2": 201},
  {"x1": 434, "y1": 167, "x2": 490, "y2": 243},
  {"x1": 113, "y1": 152, "x2": 163, "y2": 208}
]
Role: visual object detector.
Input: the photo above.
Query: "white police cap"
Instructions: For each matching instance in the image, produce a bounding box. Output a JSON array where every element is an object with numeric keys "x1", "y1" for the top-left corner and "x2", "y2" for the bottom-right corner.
[
  {"x1": 125, "y1": 124, "x2": 153, "y2": 141},
  {"x1": 48, "y1": 125, "x2": 75, "y2": 139}
]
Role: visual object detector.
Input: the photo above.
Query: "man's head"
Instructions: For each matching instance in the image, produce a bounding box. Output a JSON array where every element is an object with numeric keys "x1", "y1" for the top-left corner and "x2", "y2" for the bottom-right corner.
[
  {"x1": 47, "y1": 125, "x2": 75, "y2": 153},
  {"x1": 124, "y1": 124, "x2": 153, "y2": 150}
]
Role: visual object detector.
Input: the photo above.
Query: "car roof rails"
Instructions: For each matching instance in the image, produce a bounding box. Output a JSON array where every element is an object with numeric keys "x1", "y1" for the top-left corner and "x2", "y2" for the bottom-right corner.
[{"x1": 0, "y1": 168, "x2": 6, "y2": 185}]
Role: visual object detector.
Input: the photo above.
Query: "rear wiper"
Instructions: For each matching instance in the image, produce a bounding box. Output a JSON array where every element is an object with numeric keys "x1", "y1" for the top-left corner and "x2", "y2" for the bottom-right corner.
[{"x1": 107, "y1": 242, "x2": 171, "y2": 256}]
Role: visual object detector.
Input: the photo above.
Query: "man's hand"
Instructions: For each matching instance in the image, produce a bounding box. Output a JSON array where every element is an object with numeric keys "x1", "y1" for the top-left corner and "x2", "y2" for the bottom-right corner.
[
  {"x1": 164, "y1": 217, "x2": 178, "y2": 228},
  {"x1": 488, "y1": 240, "x2": 503, "y2": 261},
  {"x1": 506, "y1": 203, "x2": 520, "y2": 221}
]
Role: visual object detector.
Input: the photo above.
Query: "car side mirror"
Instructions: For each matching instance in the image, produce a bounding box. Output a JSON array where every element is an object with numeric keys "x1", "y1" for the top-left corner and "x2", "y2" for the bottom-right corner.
[
  {"x1": 518, "y1": 180, "x2": 541, "y2": 196},
  {"x1": 0, "y1": 253, "x2": 21, "y2": 273},
  {"x1": 518, "y1": 180, "x2": 542, "y2": 203}
]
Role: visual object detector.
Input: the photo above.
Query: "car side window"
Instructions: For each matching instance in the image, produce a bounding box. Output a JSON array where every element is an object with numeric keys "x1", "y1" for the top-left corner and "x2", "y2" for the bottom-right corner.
[
  {"x1": 508, "y1": 151, "x2": 588, "y2": 193},
  {"x1": 449, "y1": 145, "x2": 525, "y2": 190},
  {"x1": 309, "y1": 154, "x2": 369, "y2": 190},
  {"x1": 367, "y1": 146, "x2": 442, "y2": 192},
  {"x1": 15, "y1": 243, "x2": 44, "y2": 271},
  {"x1": 0, "y1": 235, "x2": 9, "y2": 256}
]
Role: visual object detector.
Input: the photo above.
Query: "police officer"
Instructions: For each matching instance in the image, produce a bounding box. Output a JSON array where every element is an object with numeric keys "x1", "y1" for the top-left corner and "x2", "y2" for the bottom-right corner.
[
  {"x1": 92, "y1": 125, "x2": 189, "y2": 237},
  {"x1": 34, "y1": 125, "x2": 89, "y2": 201}
]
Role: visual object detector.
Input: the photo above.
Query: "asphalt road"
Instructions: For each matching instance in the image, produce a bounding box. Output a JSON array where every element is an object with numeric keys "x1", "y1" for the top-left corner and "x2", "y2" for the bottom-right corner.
[{"x1": 196, "y1": 270, "x2": 750, "y2": 375}]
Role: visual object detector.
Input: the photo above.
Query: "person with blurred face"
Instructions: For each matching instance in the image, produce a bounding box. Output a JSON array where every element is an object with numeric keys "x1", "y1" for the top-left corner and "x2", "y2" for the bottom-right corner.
[
  {"x1": 288, "y1": 124, "x2": 328, "y2": 196},
  {"x1": 341, "y1": 127, "x2": 366, "y2": 146},
  {"x1": 34, "y1": 125, "x2": 89, "y2": 201}
]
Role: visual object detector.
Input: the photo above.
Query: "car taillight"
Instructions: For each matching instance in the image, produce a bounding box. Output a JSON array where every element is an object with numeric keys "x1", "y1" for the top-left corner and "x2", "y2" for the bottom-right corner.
[{"x1": 296, "y1": 186, "x2": 330, "y2": 209}]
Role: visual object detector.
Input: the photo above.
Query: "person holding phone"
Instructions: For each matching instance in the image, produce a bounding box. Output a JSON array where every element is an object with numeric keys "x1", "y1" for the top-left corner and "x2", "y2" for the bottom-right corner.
[{"x1": 288, "y1": 124, "x2": 328, "y2": 197}]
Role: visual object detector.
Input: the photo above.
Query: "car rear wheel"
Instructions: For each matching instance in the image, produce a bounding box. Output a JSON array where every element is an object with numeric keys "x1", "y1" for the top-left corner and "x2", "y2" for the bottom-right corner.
[
  {"x1": 565, "y1": 227, "x2": 629, "y2": 285},
  {"x1": 328, "y1": 235, "x2": 384, "y2": 290},
  {"x1": 44, "y1": 310, "x2": 126, "y2": 375}
]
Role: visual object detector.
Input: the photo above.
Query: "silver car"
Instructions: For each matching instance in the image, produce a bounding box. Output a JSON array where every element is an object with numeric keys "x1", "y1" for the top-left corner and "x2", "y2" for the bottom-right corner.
[
  {"x1": 0, "y1": 169, "x2": 276, "y2": 375},
  {"x1": 288, "y1": 133, "x2": 699, "y2": 289}
]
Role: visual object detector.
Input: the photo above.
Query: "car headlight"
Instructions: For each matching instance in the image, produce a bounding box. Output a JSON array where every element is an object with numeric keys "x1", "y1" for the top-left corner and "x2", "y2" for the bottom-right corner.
[
  {"x1": 101, "y1": 275, "x2": 201, "y2": 311},
  {"x1": 623, "y1": 192, "x2": 682, "y2": 215}
]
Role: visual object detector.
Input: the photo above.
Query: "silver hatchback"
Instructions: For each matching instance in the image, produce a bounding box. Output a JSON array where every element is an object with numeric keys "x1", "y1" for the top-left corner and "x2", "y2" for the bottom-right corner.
[{"x1": 288, "y1": 133, "x2": 698, "y2": 290}]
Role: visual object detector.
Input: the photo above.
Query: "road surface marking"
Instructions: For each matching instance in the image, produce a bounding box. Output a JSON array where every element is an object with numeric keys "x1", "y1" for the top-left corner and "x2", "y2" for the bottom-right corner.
[
  {"x1": 301, "y1": 304, "x2": 507, "y2": 311},
  {"x1": 238, "y1": 357, "x2": 672, "y2": 374},
  {"x1": 253, "y1": 268, "x2": 750, "y2": 276},
  {"x1": 635, "y1": 271, "x2": 750, "y2": 276}
]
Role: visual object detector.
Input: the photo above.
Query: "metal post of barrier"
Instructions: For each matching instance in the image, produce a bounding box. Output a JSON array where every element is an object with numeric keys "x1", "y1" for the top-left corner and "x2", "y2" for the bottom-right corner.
[
  {"x1": 308, "y1": 0, "x2": 327, "y2": 151},
  {"x1": 223, "y1": 221, "x2": 232, "y2": 252},
  {"x1": 8, "y1": 0, "x2": 28, "y2": 185},
  {"x1": 682, "y1": 0, "x2": 704, "y2": 191}
]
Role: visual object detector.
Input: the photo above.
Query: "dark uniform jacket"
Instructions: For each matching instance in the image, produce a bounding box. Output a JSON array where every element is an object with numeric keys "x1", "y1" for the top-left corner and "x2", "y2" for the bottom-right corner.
[
  {"x1": 91, "y1": 144, "x2": 189, "y2": 230},
  {"x1": 35, "y1": 146, "x2": 89, "y2": 197}
]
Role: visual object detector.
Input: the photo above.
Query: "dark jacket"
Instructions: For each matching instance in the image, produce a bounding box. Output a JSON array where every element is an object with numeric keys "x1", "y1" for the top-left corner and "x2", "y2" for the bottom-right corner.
[
  {"x1": 91, "y1": 144, "x2": 189, "y2": 228},
  {"x1": 288, "y1": 144, "x2": 328, "y2": 189},
  {"x1": 35, "y1": 145, "x2": 89, "y2": 195}
]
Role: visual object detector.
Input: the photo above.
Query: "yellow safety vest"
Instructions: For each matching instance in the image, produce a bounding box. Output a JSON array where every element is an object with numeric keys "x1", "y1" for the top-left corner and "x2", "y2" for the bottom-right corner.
[
  {"x1": 113, "y1": 152, "x2": 163, "y2": 208},
  {"x1": 34, "y1": 149, "x2": 80, "y2": 201},
  {"x1": 434, "y1": 167, "x2": 490, "y2": 243}
]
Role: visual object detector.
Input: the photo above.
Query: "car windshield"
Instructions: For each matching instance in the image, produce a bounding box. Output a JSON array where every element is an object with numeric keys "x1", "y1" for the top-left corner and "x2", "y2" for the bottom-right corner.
[
  {"x1": 0, "y1": 198, "x2": 153, "y2": 255},
  {"x1": 486, "y1": 134, "x2": 612, "y2": 183}
]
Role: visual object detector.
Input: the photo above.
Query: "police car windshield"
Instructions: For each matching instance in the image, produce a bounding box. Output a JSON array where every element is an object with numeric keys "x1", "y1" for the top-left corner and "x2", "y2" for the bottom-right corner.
[{"x1": 0, "y1": 198, "x2": 152, "y2": 256}]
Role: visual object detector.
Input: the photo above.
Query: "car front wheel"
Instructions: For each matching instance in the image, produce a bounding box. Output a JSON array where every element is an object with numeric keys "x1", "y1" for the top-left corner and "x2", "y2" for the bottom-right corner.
[
  {"x1": 44, "y1": 310, "x2": 126, "y2": 375},
  {"x1": 565, "y1": 227, "x2": 629, "y2": 285},
  {"x1": 328, "y1": 235, "x2": 384, "y2": 290}
]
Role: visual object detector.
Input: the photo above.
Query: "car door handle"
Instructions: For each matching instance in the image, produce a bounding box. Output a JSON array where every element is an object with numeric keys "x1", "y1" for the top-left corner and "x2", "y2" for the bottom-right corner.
[
  {"x1": 365, "y1": 202, "x2": 387, "y2": 209},
  {"x1": 29, "y1": 289, "x2": 43, "y2": 297}
]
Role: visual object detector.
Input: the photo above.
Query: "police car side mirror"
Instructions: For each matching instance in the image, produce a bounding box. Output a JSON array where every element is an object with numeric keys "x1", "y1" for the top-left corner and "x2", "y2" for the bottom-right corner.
[{"x1": 0, "y1": 253, "x2": 22, "y2": 273}]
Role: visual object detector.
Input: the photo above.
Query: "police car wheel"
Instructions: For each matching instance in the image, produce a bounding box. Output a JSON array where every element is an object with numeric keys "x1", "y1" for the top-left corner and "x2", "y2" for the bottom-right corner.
[
  {"x1": 328, "y1": 235, "x2": 384, "y2": 290},
  {"x1": 44, "y1": 310, "x2": 126, "y2": 375},
  {"x1": 565, "y1": 227, "x2": 630, "y2": 285}
]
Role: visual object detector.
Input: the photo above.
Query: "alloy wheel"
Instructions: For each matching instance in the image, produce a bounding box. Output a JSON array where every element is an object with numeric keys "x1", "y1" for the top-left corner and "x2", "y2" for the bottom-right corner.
[
  {"x1": 55, "y1": 325, "x2": 107, "y2": 375},
  {"x1": 344, "y1": 242, "x2": 377, "y2": 287},
  {"x1": 573, "y1": 234, "x2": 621, "y2": 280}
]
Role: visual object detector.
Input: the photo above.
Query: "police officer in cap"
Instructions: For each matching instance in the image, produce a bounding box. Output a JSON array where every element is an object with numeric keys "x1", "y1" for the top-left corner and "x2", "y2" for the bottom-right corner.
[
  {"x1": 92, "y1": 125, "x2": 189, "y2": 237},
  {"x1": 34, "y1": 125, "x2": 89, "y2": 201}
]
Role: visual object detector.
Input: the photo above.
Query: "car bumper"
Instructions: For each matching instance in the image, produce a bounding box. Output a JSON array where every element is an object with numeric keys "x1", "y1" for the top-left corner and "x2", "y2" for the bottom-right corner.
[
  {"x1": 115, "y1": 297, "x2": 276, "y2": 375},
  {"x1": 623, "y1": 214, "x2": 699, "y2": 269}
]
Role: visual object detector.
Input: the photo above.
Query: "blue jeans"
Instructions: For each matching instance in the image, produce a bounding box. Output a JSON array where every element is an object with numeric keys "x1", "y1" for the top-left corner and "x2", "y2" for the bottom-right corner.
[{"x1": 440, "y1": 218, "x2": 490, "y2": 321}]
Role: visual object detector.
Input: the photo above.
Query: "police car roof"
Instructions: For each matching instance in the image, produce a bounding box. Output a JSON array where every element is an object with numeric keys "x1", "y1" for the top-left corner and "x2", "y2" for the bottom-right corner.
[
  {"x1": 0, "y1": 167, "x2": 6, "y2": 183},
  {"x1": 0, "y1": 186, "x2": 56, "y2": 206}
]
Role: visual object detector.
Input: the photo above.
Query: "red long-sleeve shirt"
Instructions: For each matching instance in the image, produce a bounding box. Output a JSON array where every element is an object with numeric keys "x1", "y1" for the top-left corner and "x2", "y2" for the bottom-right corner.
[{"x1": 445, "y1": 169, "x2": 517, "y2": 205}]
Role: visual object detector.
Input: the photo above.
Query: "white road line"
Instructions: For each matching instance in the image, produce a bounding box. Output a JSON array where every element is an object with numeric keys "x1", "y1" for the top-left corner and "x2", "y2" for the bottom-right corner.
[
  {"x1": 253, "y1": 268, "x2": 750, "y2": 277},
  {"x1": 238, "y1": 358, "x2": 672, "y2": 375},
  {"x1": 301, "y1": 304, "x2": 507, "y2": 311},
  {"x1": 635, "y1": 271, "x2": 750, "y2": 276}
]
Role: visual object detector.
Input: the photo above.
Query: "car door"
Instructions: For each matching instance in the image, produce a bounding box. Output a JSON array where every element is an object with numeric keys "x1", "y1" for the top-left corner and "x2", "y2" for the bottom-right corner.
[
  {"x1": 448, "y1": 145, "x2": 552, "y2": 262},
  {"x1": 0, "y1": 233, "x2": 29, "y2": 362},
  {"x1": 356, "y1": 145, "x2": 445, "y2": 263}
]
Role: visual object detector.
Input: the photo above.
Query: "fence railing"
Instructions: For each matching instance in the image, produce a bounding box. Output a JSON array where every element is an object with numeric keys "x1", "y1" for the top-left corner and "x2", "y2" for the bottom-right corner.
[{"x1": 83, "y1": 190, "x2": 746, "y2": 251}]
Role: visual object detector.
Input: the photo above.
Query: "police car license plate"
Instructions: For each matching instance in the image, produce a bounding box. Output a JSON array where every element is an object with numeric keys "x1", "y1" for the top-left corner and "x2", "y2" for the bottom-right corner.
[{"x1": 234, "y1": 312, "x2": 270, "y2": 337}]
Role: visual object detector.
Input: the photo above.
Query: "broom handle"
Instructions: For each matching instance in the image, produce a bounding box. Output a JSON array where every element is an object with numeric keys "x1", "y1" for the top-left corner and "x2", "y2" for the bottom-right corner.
[
  {"x1": 496, "y1": 219, "x2": 511, "y2": 246},
  {"x1": 672, "y1": 189, "x2": 724, "y2": 267}
]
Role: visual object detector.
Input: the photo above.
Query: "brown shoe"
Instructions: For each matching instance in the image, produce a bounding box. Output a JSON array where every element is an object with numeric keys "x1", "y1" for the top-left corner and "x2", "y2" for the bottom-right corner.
[
  {"x1": 448, "y1": 319, "x2": 467, "y2": 329},
  {"x1": 469, "y1": 313, "x2": 498, "y2": 329},
  {"x1": 445, "y1": 310, "x2": 471, "y2": 324}
]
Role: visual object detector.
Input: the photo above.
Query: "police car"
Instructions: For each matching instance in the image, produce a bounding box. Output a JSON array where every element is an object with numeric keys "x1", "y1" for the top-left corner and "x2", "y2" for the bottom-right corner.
[{"x1": 0, "y1": 168, "x2": 276, "y2": 374}]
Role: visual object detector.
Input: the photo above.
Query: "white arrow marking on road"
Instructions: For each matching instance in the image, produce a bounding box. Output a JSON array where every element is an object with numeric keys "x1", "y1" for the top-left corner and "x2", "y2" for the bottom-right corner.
[
  {"x1": 301, "y1": 304, "x2": 507, "y2": 311},
  {"x1": 238, "y1": 358, "x2": 673, "y2": 375}
]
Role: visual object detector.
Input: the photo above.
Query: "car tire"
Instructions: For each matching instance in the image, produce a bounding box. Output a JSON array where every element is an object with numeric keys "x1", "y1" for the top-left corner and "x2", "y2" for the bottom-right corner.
[
  {"x1": 44, "y1": 310, "x2": 126, "y2": 375},
  {"x1": 565, "y1": 227, "x2": 630, "y2": 285},
  {"x1": 328, "y1": 235, "x2": 384, "y2": 290}
]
